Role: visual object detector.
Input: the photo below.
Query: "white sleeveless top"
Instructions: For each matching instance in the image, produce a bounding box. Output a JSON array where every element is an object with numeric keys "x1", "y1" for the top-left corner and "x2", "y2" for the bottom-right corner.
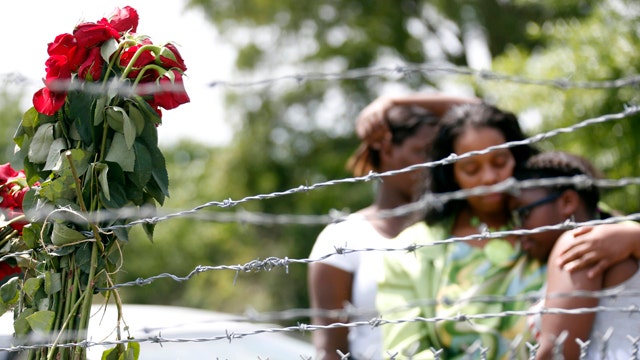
[{"x1": 309, "y1": 214, "x2": 391, "y2": 360}]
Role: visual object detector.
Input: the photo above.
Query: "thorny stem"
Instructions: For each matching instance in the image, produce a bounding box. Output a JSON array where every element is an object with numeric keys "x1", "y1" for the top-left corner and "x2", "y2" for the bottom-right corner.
[
  {"x1": 101, "y1": 39, "x2": 136, "y2": 88},
  {"x1": 65, "y1": 152, "x2": 104, "y2": 253},
  {"x1": 119, "y1": 44, "x2": 160, "y2": 81},
  {"x1": 58, "y1": 152, "x2": 104, "y2": 359},
  {"x1": 47, "y1": 271, "x2": 83, "y2": 360}
]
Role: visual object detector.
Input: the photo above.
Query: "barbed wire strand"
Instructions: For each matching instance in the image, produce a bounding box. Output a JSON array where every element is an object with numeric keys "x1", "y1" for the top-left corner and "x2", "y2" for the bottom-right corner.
[
  {"x1": 4, "y1": 63, "x2": 640, "y2": 93},
  {"x1": 15, "y1": 172, "x2": 640, "y2": 228}
]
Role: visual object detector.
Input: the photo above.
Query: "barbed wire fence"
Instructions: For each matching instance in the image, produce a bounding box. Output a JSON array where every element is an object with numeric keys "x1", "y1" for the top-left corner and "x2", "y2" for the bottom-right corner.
[{"x1": 1, "y1": 64, "x2": 640, "y2": 359}]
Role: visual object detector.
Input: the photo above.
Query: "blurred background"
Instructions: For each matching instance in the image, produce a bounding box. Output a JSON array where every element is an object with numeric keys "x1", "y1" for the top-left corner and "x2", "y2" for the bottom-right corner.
[{"x1": 1, "y1": 0, "x2": 639, "y2": 331}]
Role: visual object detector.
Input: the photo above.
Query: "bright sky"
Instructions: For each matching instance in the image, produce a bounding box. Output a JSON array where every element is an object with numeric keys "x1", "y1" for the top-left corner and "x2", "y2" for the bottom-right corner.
[{"x1": 3, "y1": 0, "x2": 234, "y2": 147}]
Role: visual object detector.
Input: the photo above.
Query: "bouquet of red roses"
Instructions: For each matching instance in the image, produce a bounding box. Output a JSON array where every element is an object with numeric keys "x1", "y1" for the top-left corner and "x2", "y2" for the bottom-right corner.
[
  {"x1": 4, "y1": 6, "x2": 189, "y2": 359},
  {"x1": 33, "y1": 6, "x2": 189, "y2": 117}
]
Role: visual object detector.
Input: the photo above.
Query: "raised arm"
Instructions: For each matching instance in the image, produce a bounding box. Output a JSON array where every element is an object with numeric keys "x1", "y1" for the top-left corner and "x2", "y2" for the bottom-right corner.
[{"x1": 355, "y1": 93, "x2": 481, "y2": 145}]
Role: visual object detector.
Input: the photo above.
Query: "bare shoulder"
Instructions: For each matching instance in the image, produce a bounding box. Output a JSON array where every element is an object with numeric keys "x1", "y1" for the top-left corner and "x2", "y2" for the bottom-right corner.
[{"x1": 548, "y1": 230, "x2": 576, "y2": 260}]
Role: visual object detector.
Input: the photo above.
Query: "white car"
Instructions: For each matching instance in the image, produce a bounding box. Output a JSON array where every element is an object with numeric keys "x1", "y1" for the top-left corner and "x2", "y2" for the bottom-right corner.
[{"x1": 0, "y1": 304, "x2": 315, "y2": 359}]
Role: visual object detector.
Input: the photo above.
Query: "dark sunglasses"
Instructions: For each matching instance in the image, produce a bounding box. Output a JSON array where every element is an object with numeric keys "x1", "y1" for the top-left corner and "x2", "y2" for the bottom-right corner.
[{"x1": 511, "y1": 192, "x2": 562, "y2": 228}]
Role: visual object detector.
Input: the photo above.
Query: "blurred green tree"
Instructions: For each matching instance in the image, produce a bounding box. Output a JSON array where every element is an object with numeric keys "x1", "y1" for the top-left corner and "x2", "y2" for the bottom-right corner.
[
  {"x1": 0, "y1": 84, "x2": 25, "y2": 161},
  {"x1": 482, "y1": 0, "x2": 640, "y2": 213}
]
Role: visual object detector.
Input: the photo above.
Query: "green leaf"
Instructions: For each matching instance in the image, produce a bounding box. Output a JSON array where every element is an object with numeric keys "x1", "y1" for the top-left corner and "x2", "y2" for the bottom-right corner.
[
  {"x1": 43, "y1": 138, "x2": 67, "y2": 171},
  {"x1": 129, "y1": 142, "x2": 152, "y2": 189},
  {"x1": 22, "y1": 277, "x2": 43, "y2": 299},
  {"x1": 123, "y1": 180, "x2": 144, "y2": 206},
  {"x1": 151, "y1": 164, "x2": 170, "y2": 198},
  {"x1": 37, "y1": 297, "x2": 50, "y2": 312},
  {"x1": 106, "y1": 106, "x2": 126, "y2": 133},
  {"x1": 137, "y1": 110, "x2": 159, "y2": 147},
  {"x1": 127, "y1": 104, "x2": 146, "y2": 136},
  {"x1": 105, "y1": 133, "x2": 136, "y2": 172},
  {"x1": 20, "y1": 144, "x2": 42, "y2": 185},
  {"x1": 0, "y1": 302, "x2": 11, "y2": 316},
  {"x1": 28, "y1": 123, "x2": 55, "y2": 164},
  {"x1": 99, "y1": 162, "x2": 129, "y2": 209},
  {"x1": 141, "y1": 195, "x2": 157, "y2": 242},
  {"x1": 14, "y1": 308, "x2": 35, "y2": 336},
  {"x1": 12, "y1": 124, "x2": 29, "y2": 163},
  {"x1": 94, "y1": 96, "x2": 108, "y2": 126},
  {"x1": 51, "y1": 222, "x2": 85, "y2": 246},
  {"x1": 101, "y1": 344, "x2": 125, "y2": 360},
  {"x1": 13, "y1": 124, "x2": 26, "y2": 149},
  {"x1": 122, "y1": 342, "x2": 140, "y2": 360},
  {"x1": 63, "y1": 148, "x2": 93, "y2": 177},
  {"x1": 137, "y1": 120, "x2": 169, "y2": 198},
  {"x1": 132, "y1": 95, "x2": 162, "y2": 126},
  {"x1": 44, "y1": 271, "x2": 62, "y2": 295},
  {"x1": 101, "y1": 341, "x2": 140, "y2": 360},
  {"x1": 76, "y1": 243, "x2": 93, "y2": 274},
  {"x1": 144, "y1": 176, "x2": 165, "y2": 205},
  {"x1": 123, "y1": 113, "x2": 136, "y2": 149},
  {"x1": 73, "y1": 117, "x2": 94, "y2": 146},
  {"x1": 97, "y1": 162, "x2": 111, "y2": 201},
  {"x1": 0, "y1": 277, "x2": 19, "y2": 304},
  {"x1": 21, "y1": 107, "x2": 40, "y2": 132},
  {"x1": 112, "y1": 223, "x2": 130, "y2": 243},
  {"x1": 68, "y1": 90, "x2": 96, "y2": 128},
  {"x1": 69, "y1": 120, "x2": 82, "y2": 141},
  {"x1": 50, "y1": 245, "x2": 77, "y2": 257},
  {"x1": 25, "y1": 310, "x2": 55, "y2": 333},
  {"x1": 101, "y1": 38, "x2": 119, "y2": 62},
  {"x1": 38, "y1": 172, "x2": 77, "y2": 203},
  {"x1": 20, "y1": 222, "x2": 39, "y2": 249}
]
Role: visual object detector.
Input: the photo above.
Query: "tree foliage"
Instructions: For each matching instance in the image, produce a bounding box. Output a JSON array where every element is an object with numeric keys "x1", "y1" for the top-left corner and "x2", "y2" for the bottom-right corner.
[
  {"x1": 482, "y1": 0, "x2": 640, "y2": 212},
  {"x1": 0, "y1": 87, "x2": 26, "y2": 161}
]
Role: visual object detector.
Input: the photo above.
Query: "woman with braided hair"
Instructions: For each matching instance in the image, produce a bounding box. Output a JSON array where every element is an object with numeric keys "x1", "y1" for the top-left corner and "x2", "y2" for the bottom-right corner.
[
  {"x1": 511, "y1": 151, "x2": 640, "y2": 359},
  {"x1": 308, "y1": 93, "x2": 478, "y2": 360}
]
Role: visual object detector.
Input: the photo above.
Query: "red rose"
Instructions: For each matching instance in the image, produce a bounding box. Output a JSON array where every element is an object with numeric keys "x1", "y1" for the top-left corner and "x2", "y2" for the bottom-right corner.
[
  {"x1": 109, "y1": 6, "x2": 139, "y2": 33},
  {"x1": 47, "y1": 33, "x2": 87, "y2": 72},
  {"x1": 34, "y1": 55, "x2": 70, "y2": 114},
  {"x1": 0, "y1": 262, "x2": 21, "y2": 282},
  {"x1": 78, "y1": 47, "x2": 104, "y2": 81},
  {"x1": 33, "y1": 87, "x2": 67, "y2": 116},
  {"x1": 0, "y1": 189, "x2": 20, "y2": 208},
  {"x1": 0, "y1": 163, "x2": 19, "y2": 183},
  {"x1": 44, "y1": 55, "x2": 73, "y2": 90},
  {"x1": 0, "y1": 164, "x2": 29, "y2": 234},
  {"x1": 151, "y1": 70, "x2": 190, "y2": 110},
  {"x1": 157, "y1": 43, "x2": 187, "y2": 72},
  {"x1": 74, "y1": 19, "x2": 120, "y2": 48},
  {"x1": 7, "y1": 209, "x2": 27, "y2": 233}
]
